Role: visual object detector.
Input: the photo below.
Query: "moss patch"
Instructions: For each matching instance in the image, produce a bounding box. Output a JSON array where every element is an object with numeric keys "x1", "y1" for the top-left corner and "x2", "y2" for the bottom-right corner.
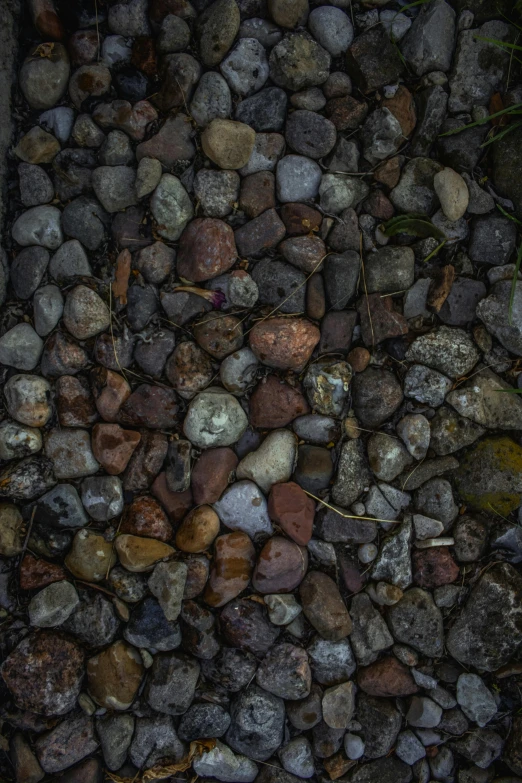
[{"x1": 455, "y1": 436, "x2": 522, "y2": 516}]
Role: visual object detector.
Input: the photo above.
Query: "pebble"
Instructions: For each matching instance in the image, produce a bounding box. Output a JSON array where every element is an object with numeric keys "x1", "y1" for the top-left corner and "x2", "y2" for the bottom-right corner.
[
  {"x1": 193, "y1": 740, "x2": 258, "y2": 782},
  {"x1": 322, "y1": 681, "x2": 356, "y2": 729},
  {"x1": 345, "y1": 734, "x2": 365, "y2": 760},
  {"x1": 202, "y1": 118, "x2": 256, "y2": 170},
  {"x1": 226, "y1": 685, "x2": 285, "y2": 761},
  {"x1": 221, "y1": 38, "x2": 269, "y2": 96},
  {"x1": 456, "y1": 673, "x2": 497, "y2": 727},
  {"x1": 256, "y1": 642, "x2": 311, "y2": 699},
  {"x1": 279, "y1": 736, "x2": 314, "y2": 779},
  {"x1": 28, "y1": 580, "x2": 79, "y2": 627},
  {"x1": 184, "y1": 388, "x2": 248, "y2": 448},
  {"x1": 253, "y1": 536, "x2": 308, "y2": 593},
  {"x1": 87, "y1": 640, "x2": 144, "y2": 710},
  {"x1": 62, "y1": 196, "x2": 109, "y2": 251},
  {"x1": 434, "y1": 167, "x2": 469, "y2": 221},
  {"x1": 269, "y1": 33, "x2": 330, "y2": 92},
  {"x1": 12, "y1": 205, "x2": 63, "y2": 249},
  {"x1": 65, "y1": 529, "x2": 117, "y2": 581},
  {"x1": 214, "y1": 480, "x2": 272, "y2": 539},
  {"x1": 308, "y1": 7, "x2": 354, "y2": 56},
  {"x1": 0, "y1": 423, "x2": 42, "y2": 462},
  {"x1": 115, "y1": 534, "x2": 175, "y2": 572},
  {"x1": 19, "y1": 43, "x2": 70, "y2": 110},
  {"x1": 0, "y1": 324, "x2": 43, "y2": 371},
  {"x1": 300, "y1": 571, "x2": 352, "y2": 640},
  {"x1": 150, "y1": 173, "x2": 193, "y2": 240},
  {"x1": 236, "y1": 429, "x2": 297, "y2": 493},
  {"x1": 148, "y1": 561, "x2": 187, "y2": 621},
  {"x1": 268, "y1": 481, "x2": 314, "y2": 545}
]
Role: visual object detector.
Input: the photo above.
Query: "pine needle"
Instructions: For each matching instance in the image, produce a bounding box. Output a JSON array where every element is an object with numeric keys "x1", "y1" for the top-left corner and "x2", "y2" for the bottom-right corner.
[{"x1": 303, "y1": 490, "x2": 401, "y2": 525}]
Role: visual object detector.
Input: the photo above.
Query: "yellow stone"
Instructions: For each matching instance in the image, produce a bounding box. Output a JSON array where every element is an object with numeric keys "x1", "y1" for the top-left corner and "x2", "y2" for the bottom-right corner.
[
  {"x1": 115, "y1": 534, "x2": 175, "y2": 572},
  {"x1": 456, "y1": 436, "x2": 522, "y2": 515},
  {"x1": 87, "y1": 640, "x2": 143, "y2": 709},
  {"x1": 65, "y1": 529, "x2": 116, "y2": 582}
]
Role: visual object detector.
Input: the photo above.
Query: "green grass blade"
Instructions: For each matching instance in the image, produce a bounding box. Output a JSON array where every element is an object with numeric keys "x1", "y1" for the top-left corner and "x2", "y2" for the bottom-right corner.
[
  {"x1": 422, "y1": 239, "x2": 447, "y2": 263},
  {"x1": 497, "y1": 388, "x2": 522, "y2": 393},
  {"x1": 439, "y1": 103, "x2": 522, "y2": 137},
  {"x1": 497, "y1": 204, "x2": 522, "y2": 227},
  {"x1": 474, "y1": 35, "x2": 522, "y2": 52},
  {"x1": 481, "y1": 119, "x2": 522, "y2": 147},
  {"x1": 509, "y1": 243, "x2": 522, "y2": 324}
]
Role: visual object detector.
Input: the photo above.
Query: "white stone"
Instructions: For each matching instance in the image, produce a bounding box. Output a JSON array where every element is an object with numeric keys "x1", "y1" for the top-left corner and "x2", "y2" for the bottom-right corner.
[
  {"x1": 236, "y1": 429, "x2": 297, "y2": 493},
  {"x1": 434, "y1": 167, "x2": 469, "y2": 222}
]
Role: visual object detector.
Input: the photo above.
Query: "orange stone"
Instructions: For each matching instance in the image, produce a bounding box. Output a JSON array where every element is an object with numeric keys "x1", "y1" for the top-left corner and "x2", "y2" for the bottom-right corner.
[
  {"x1": 115, "y1": 534, "x2": 175, "y2": 572},
  {"x1": 382, "y1": 85, "x2": 416, "y2": 137},
  {"x1": 176, "y1": 505, "x2": 220, "y2": 553},
  {"x1": 267, "y1": 481, "x2": 315, "y2": 545},
  {"x1": 120, "y1": 496, "x2": 173, "y2": 541},
  {"x1": 91, "y1": 423, "x2": 141, "y2": 475},
  {"x1": 249, "y1": 317, "x2": 320, "y2": 371},
  {"x1": 204, "y1": 532, "x2": 255, "y2": 608},
  {"x1": 249, "y1": 375, "x2": 310, "y2": 429},
  {"x1": 20, "y1": 555, "x2": 66, "y2": 590}
]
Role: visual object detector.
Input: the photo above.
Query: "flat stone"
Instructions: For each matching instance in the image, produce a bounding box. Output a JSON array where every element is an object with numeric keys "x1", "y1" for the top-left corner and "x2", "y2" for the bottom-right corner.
[
  {"x1": 226, "y1": 686, "x2": 285, "y2": 762},
  {"x1": 28, "y1": 581, "x2": 79, "y2": 627},
  {"x1": 35, "y1": 714, "x2": 97, "y2": 774},
  {"x1": 256, "y1": 643, "x2": 311, "y2": 700},
  {"x1": 115, "y1": 534, "x2": 175, "y2": 573},
  {"x1": 300, "y1": 571, "x2": 352, "y2": 640},
  {"x1": 236, "y1": 429, "x2": 297, "y2": 493},
  {"x1": 66, "y1": 529, "x2": 117, "y2": 581},
  {"x1": 184, "y1": 388, "x2": 248, "y2": 448},
  {"x1": 204, "y1": 532, "x2": 255, "y2": 608},
  {"x1": 269, "y1": 33, "x2": 330, "y2": 92}
]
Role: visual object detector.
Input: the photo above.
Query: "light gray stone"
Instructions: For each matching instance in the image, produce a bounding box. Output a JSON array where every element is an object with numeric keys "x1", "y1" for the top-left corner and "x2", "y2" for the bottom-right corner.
[
  {"x1": 214, "y1": 480, "x2": 273, "y2": 540},
  {"x1": 184, "y1": 388, "x2": 248, "y2": 448},
  {"x1": 151, "y1": 174, "x2": 193, "y2": 240},
  {"x1": 0, "y1": 324, "x2": 43, "y2": 370}
]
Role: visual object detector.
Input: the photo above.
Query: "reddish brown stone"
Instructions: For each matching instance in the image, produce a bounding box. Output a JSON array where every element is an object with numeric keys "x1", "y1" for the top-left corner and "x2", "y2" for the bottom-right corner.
[
  {"x1": 325, "y1": 96, "x2": 368, "y2": 131},
  {"x1": 152, "y1": 471, "x2": 193, "y2": 521},
  {"x1": 204, "y1": 532, "x2": 256, "y2": 608},
  {"x1": 68, "y1": 30, "x2": 99, "y2": 66},
  {"x1": 413, "y1": 547, "x2": 460, "y2": 589},
  {"x1": 193, "y1": 312, "x2": 244, "y2": 359},
  {"x1": 279, "y1": 235, "x2": 326, "y2": 274},
  {"x1": 90, "y1": 368, "x2": 131, "y2": 423},
  {"x1": 306, "y1": 274, "x2": 326, "y2": 320},
  {"x1": 240, "y1": 172, "x2": 276, "y2": 218},
  {"x1": 91, "y1": 423, "x2": 141, "y2": 475},
  {"x1": 249, "y1": 375, "x2": 310, "y2": 429},
  {"x1": 363, "y1": 191, "x2": 395, "y2": 221},
  {"x1": 252, "y1": 536, "x2": 308, "y2": 594},
  {"x1": 177, "y1": 218, "x2": 237, "y2": 282},
  {"x1": 268, "y1": 482, "x2": 315, "y2": 545},
  {"x1": 176, "y1": 505, "x2": 220, "y2": 552},
  {"x1": 132, "y1": 36, "x2": 157, "y2": 77},
  {"x1": 338, "y1": 554, "x2": 366, "y2": 593},
  {"x1": 220, "y1": 598, "x2": 280, "y2": 656},
  {"x1": 166, "y1": 341, "x2": 214, "y2": 400},
  {"x1": 358, "y1": 657, "x2": 419, "y2": 697},
  {"x1": 119, "y1": 384, "x2": 178, "y2": 429},
  {"x1": 92, "y1": 100, "x2": 158, "y2": 142},
  {"x1": 281, "y1": 203, "x2": 322, "y2": 236},
  {"x1": 41, "y1": 332, "x2": 89, "y2": 378},
  {"x1": 347, "y1": 347, "x2": 370, "y2": 373},
  {"x1": 1, "y1": 632, "x2": 84, "y2": 716},
  {"x1": 20, "y1": 555, "x2": 66, "y2": 591},
  {"x1": 299, "y1": 571, "x2": 352, "y2": 640},
  {"x1": 184, "y1": 555, "x2": 210, "y2": 599},
  {"x1": 123, "y1": 431, "x2": 168, "y2": 492},
  {"x1": 136, "y1": 113, "x2": 195, "y2": 166},
  {"x1": 357, "y1": 294, "x2": 408, "y2": 346},
  {"x1": 374, "y1": 157, "x2": 401, "y2": 188},
  {"x1": 235, "y1": 208, "x2": 286, "y2": 258},
  {"x1": 191, "y1": 448, "x2": 238, "y2": 505},
  {"x1": 120, "y1": 496, "x2": 173, "y2": 541},
  {"x1": 55, "y1": 375, "x2": 98, "y2": 428},
  {"x1": 383, "y1": 85, "x2": 416, "y2": 137},
  {"x1": 249, "y1": 317, "x2": 320, "y2": 371},
  {"x1": 319, "y1": 311, "x2": 357, "y2": 354}
]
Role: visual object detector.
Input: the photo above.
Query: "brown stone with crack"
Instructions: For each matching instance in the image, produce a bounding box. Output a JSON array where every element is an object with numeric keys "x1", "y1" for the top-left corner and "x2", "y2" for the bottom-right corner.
[{"x1": 249, "y1": 317, "x2": 320, "y2": 371}]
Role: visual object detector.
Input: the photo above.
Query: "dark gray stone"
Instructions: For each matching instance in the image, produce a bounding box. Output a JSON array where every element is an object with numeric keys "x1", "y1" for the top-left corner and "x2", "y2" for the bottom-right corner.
[
  {"x1": 468, "y1": 214, "x2": 517, "y2": 266},
  {"x1": 387, "y1": 588, "x2": 444, "y2": 657},
  {"x1": 10, "y1": 246, "x2": 49, "y2": 299},
  {"x1": 226, "y1": 686, "x2": 285, "y2": 761},
  {"x1": 124, "y1": 597, "x2": 182, "y2": 651},
  {"x1": 323, "y1": 251, "x2": 360, "y2": 310},
  {"x1": 357, "y1": 694, "x2": 401, "y2": 759},
  {"x1": 235, "y1": 87, "x2": 287, "y2": 132},
  {"x1": 146, "y1": 652, "x2": 200, "y2": 715},
  {"x1": 251, "y1": 258, "x2": 306, "y2": 314}
]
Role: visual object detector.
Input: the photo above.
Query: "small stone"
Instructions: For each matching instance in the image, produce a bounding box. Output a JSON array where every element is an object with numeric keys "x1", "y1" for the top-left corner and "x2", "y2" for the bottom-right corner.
[
  {"x1": 308, "y1": 6, "x2": 353, "y2": 56},
  {"x1": 253, "y1": 536, "x2": 308, "y2": 594},
  {"x1": 176, "y1": 506, "x2": 220, "y2": 553},
  {"x1": 66, "y1": 529, "x2": 117, "y2": 581},
  {"x1": 178, "y1": 217, "x2": 237, "y2": 282},
  {"x1": 202, "y1": 119, "x2": 256, "y2": 170},
  {"x1": 62, "y1": 196, "x2": 109, "y2": 251},
  {"x1": 456, "y1": 673, "x2": 497, "y2": 727},
  {"x1": 134, "y1": 157, "x2": 162, "y2": 199},
  {"x1": 87, "y1": 640, "x2": 143, "y2": 710},
  {"x1": 115, "y1": 534, "x2": 175, "y2": 572},
  {"x1": 405, "y1": 325, "x2": 479, "y2": 378},
  {"x1": 97, "y1": 714, "x2": 134, "y2": 772},
  {"x1": 236, "y1": 429, "x2": 297, "y2": 493},
  {"x1": 14, "y1": 127, "x2": 60, "y2": 165},
  {"x1": 12, "y1": 205, "x2": 63, "y2": 249},
  {"x1": 249, "y1": 317, "x2": 319, "y2": 372},
  {"x1": 28, "y1": 580, "x2": 79, "y2": 627},
  {"x1": 269, "y1": 33, "x2": 330, "y2": 92},
  {"x1": 194, "y1": 169, "x2": 240, "y2": 218},
  {"x1": 20, "y1": 43, "x2": 70, "y2": 110},
  {"x1": 1, "y1": 631, "x2": 84, "y2": 716},
  {"x1": 265, "y1": 594, "x2": 302, "y2": 626},
  {"x1": 148, "y1": 561, "x2": 187, "y2": 622},
  {"x1": 300, "y1": 571, "x2": 352, "y2": 640},
  {"x1": 124, "y1": 597, "x2": 181, "y2": 651},
  {"x1": 226, "y1": 685, "x2": 285, "y2": 762},
  {"x1": 322, "y1": 681, "x2": 356, "y2": 729},
  {"x1": 404, "y1": 364, "x2": 452, "y2": 407},
  {"x1": 184, "y1": 388, "x2": 248, "y2": 448},
  {"x1": 190, "y1": 72, "x2": 232, "y2": 127},
  {"x1": 119, "y1": 384, "x2": 179, "y2": 429},
  {"x1": 276, "y1": 155, "x2": 322, "y2": 203},
  {"x1": 345, "y1": 734, "x2": 365, "y2": 761},
  {"x1": 407, "y1": 696, "x2": 443, "y2": 728},
  {"x1": 0, "y1": 420, "x2": 42, "y2": 461},
  {"x1": 256, "y1": 643, "x2": 311, "y2": 699},
  {"x1": 39, "y1": 106, "x2": 74, "y2": 143},
  {"x1": 347, "y1": 25, "x2": 403, "y2": 93},
  {"x1": 151, "y1": 174, "x2": 193, "y2": 241},
  {"x1": 214, "y1": 480, "x2": 272, "y2": 540},
  {"x1": 413, "y1": 547, "x2": 459, "y2": 589},
  {"x1": 331, "y1": 439, "x2": 371, "y2": 508},
  {"x1": 434, "y1": 167, "x2": 469, "y2": 221},
  {"x1": 319, "y1": 174, "x2": 369, "y2": 215},
  {"x1": 387, "y1": 588, "x2": 444, "y2": 657},
  {"x1": 358, "y1": 656, "x2": 417, "y2": 697},
  {"x1": 395, "y1": 730, "x2": 426, "y2": 765}
]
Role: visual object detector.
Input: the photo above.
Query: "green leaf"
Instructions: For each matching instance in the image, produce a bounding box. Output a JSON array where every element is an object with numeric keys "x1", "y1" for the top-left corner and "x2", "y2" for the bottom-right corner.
[
  {"x1": 480, "y1": 119, "x2": 522, "y2": 147},
  {"x1": 439, "y1": 102, "x2": 522, "y2": 137},
  {"x1": 474, "y1": 35, "x2": 522, "y2": 53},
  {"x1": 381, "y1": 214, "x2": 446, "y2": 240},
  {"x1": 509, "y1": 243, "x2": 522, "y2": 325},
  {"x1": 497, "y1": 203, "x2": 522, "y2": 228}
]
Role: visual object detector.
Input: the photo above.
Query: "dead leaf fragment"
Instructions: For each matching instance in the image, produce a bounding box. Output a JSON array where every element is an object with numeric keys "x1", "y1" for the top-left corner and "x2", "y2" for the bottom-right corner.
[
  {"x1": 113, "y1": 249, "x2": 132, "y2": 306},
  {"x1": 427, "y1": 265, "x2": 455, "y2": 312}
]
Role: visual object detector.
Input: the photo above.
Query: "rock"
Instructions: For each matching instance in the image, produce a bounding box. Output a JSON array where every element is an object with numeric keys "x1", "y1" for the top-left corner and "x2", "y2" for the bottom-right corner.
[
  {"x1": 358, "y1": 656, "x2": 417, "y2": 697},
  {"x1": 194, "y1": 170, "x2": 240, "y2": 218},
  {"x1": 252, "y1": 536, "x2": 308, "y2": 593},
  {"x1": 455, "y1": 436, "x2": 522, "y2": 515},
  {"x1": 63, "y1": 285, "x2": 110, "y2": 341},
  {"x1": 279, "y1": 737, "x2": 314, "y2": 779},
  {"x1": 322, "y1": 681, "x2": 356, "y2": 729},
  {"x1": 269, "y1": 33, "x2": 330, "y2": 93},
  {"x1": 115, "y1": 534, "x2": 175, "y2": 572},
  {"x1": 61, "y1": 592, "x2": 119, "y2": 648},
  {"x1": 130, "y1": 715, "x2": 185, "y2": 768},
  {"x1": 449, "y1": 20, "x2": 512, "y2": 113},
  {"x1": 91, "y1": 424, "x2": 141, "y2": 475},
  {"x1": 249, "y1": 317, "x2": 319, "y2": 371},
  {"x1": 87, "y1": 640, "x2": 143, "y2": 709},
  {"x1": 108, "y1": 0, "x2": 150, "y2": 35},
  {"x1": 35, "y1": 713, "x2": 98, "y2": 774},
  {"x1": 268, "y1": 482, "x2": 314, "y2": 545},
  {"x1": 236, "y1": 429, "x2": 297, "y2": 493},
  {"x1": 20, "y1": 43, "x2": 70, "y2": 110},
  {"x1": 119, "y1": 384, "x2": 179, "y2": 429},
  {"x1": 66, "y1": 529, "x2": 117, "y2": 581},
  {"x1": 414, "y1": 477, "x2": 458, "y2": 524},
  {"x1": 404, "y1": 365, "x2": 452, "y2": 407},
  {"x1": 136, "y1": 113, "x2": 195, "y2": 166},
  {"x1": 332, "y1": 439, "x2": 371, "y2": 508},
  {"x1": 124, "y1": 597, "x2": 181, "y2": 651},
  {"x1": 319, "y1": 174, "x2": 369, "y2": 215},
  {"x1": 10, "y1": 245, "x2": 50, "y2": 300},
  {"x1": 204, "y1": 532, "x2": 255, "y2": 607},
  {"x1": 151, "y1": 174, "x2": 193, "y2": 241},
  {"x1": 97, "y1": 714, "x2": 134, "y2": 772},
  {"x1": 39, "y1": 106, "x2": 74, "y2": 143},
  {"x1": 357, "y1": 693, "x2": 401, "y2": 759},
  {"x1": 493, "y1": 124, "x2": 522, "y2": 221},
  {"x1": 193, "y1": 740, "x2": 258, "y2": 782},
  {"x1": 179, "y1": 704, "x2": 231, "y2": 742},
  {"x1": 202, "y1": 119, "x2": 256, "y2": 170},
  {"x1": 456, "y1": 674, "x2": 497, "y2": 727},
  {"x1": 256, "y1": 643, "x2": 311, "y2": 699},
  {"x1": 390, "y1": 157, "x2": 442, "y2": 215},
  {"x1": 447, "y1": 563, "x2": 522, "y2": 671},
  {"x1": 365, "y1": 247, "x2": 414, "y2": 294},
  {"x1": 344, "y1": 734, "x2": 365, "y2": 761},
  {"x1": 194, "y1": 313, "x2": 243, "y2": 359},
  {"x1": 346, "y1": 26, "x2": 403, "y2": 93},
  {"x1": 214, "y1": 480, "x2": 272, "y2": 539},
  {"x1": 371, "y1": 520, "x2": 412, "y2": 589},
  {"x1": 175, "y1": 506, "x2": 219, "y2": 553},
  {"x1": 469, "y1": 214, "x2": 517, "y2": 266},
  {"x1": 226, "y1": 686, "x2": 285, "y2": 761},
  {"x1": 62, "y1": 196, "x2": 109, "y2": 251},
  {"x1": 450, "y1": 728, "x2": 503, "y2": 769},
  {"x1": 148, "y1": 561, "x2": 187, "y2": 621},
  {"x1": 145, "y1": 650, "x2": 200, "y2": 715},
  {"x1": 387, "y1": 588, "x2": 444, "y2": 657},
  {"x1": 197, "y1": 0, "x2": 240, "y2": 66},
  {"x1": 265, "y1": 594, "x2": 302, "y2": 626},
  {"x1": 43, "y1": 428, "x2": 99, "y2": 479},
  {"x1": 28, "y1": 580, "x2": 79, "y2": 627},
  {"x1": 300, "y1": 571, "x2": 352, "y2": 640},
  {"x1": 92, "y1": 165, "x2": 137, "y2": 213},
  {"x1": 276, "y1": 155, "x2": 322, "y2": 202},
  {"x1": 477, "y1": 281, "x2": 522, "y2": 356},
  {"x1": 308, "y1": 7, "x2": 353, "y2": 56},
  {"x1": 19, "y1": 162, "x2": 54, "y2": 207},
  {"x1": 0, "y1": 456, "x2": 56, "y2": 501},
  {"x1": 433, "y1": 167, "x2": 469, "y2": 221},
  {"x1": 179, "y1": 218, "x2": 237, "y2": 283},
  {"x1": 14, "y1": 126, "x2": 60, "y2": 165},
  {"x1": 49, "y1": 239, "x2": 91, "y2": 284},
  {"x1": 190, "y1": 72, "x2": 232, "y2": 127},
  {"x1": 367, "y1": 433, "x2": 413, "y2": 482},
  {"x1": 0, "y1": 324, "x2": 43, "y2": 371},
  {"x1": 184, "y1": 388, "x2": 248, "y2": 448},
  {"x1": 446, "y1": 367, "x2": 522, "y2": 429},
  {"x1": 407, "y1": 696, "x2": 443, "y2": 728},
  {"x1": 401, "y1": 0, "x2": 455, "y2": 76},
  {"x1": 221, "y1": 38, "x2": 269, "y2": 97},
  {"x1": 190, "y1": 448, "x2": 238, "y2": 506},
  {"x1": 348, "y1": 591, "x2": 393, "y2": 665},
  {"x1": 405, "y1": 326, "x2": 479, "y2": 378},
  {"x1": 1, "y1": 631, "x2": 84, "y2": 716},
  {"x1": 12, "y1": 205, "x2": 63, "y2": 249}
]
